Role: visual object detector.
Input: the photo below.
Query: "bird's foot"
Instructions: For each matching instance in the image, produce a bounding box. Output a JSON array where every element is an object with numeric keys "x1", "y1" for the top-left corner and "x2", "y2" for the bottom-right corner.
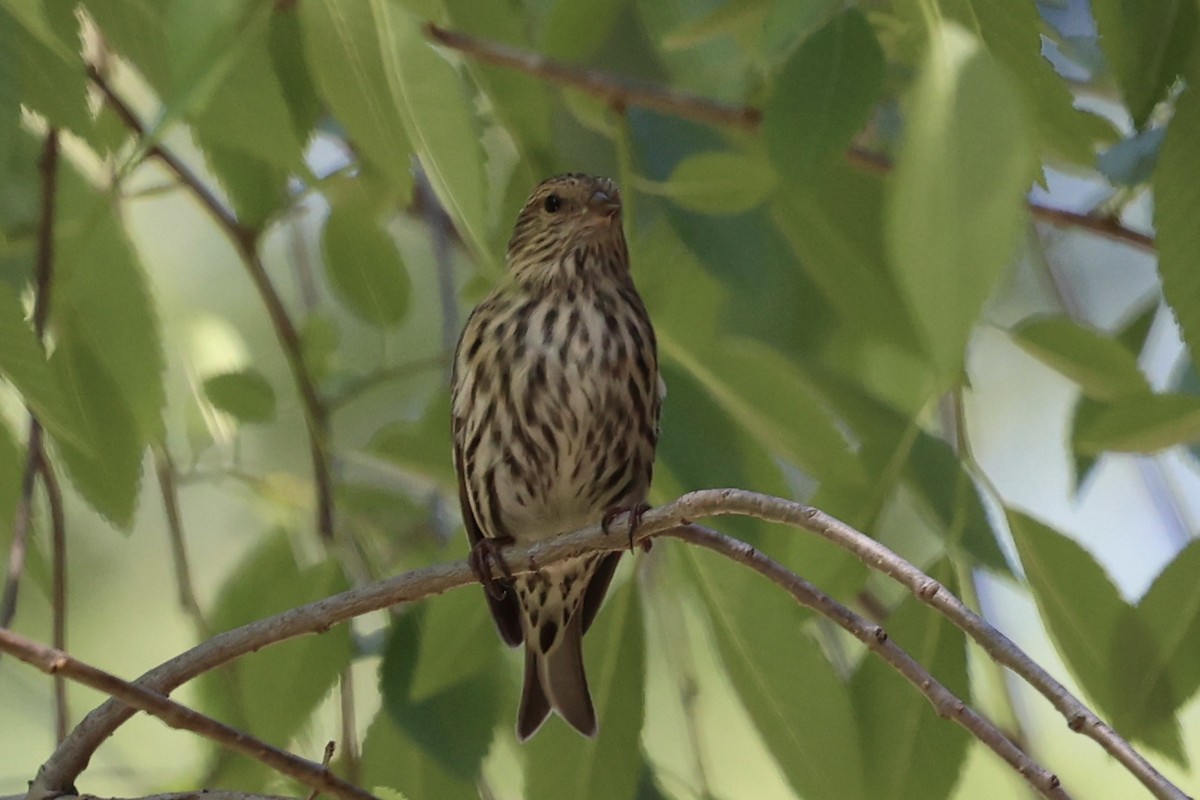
[
  {"x1": 602, "y1": 502, "x2": 652, "y2": 552},
  {"x1": 469, "y1": 535, "x2": 515, "y2": 600}
]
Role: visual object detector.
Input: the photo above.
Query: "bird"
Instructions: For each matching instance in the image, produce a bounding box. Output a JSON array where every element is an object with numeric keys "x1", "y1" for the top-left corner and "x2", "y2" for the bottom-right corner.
[{"x1": 450, "y1": 173, "x2": 662, "y2": 741}]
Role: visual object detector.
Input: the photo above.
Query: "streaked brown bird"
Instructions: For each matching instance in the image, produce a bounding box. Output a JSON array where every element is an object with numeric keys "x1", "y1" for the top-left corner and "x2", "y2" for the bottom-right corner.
[{"x1": 451, "y1": 174, "x2": 662, "y2": 740}]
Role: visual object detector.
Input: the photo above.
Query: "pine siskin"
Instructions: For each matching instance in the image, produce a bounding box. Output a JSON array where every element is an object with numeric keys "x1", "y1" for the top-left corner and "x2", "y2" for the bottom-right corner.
[{"x1": 451, "y1": 174, "x2": 662, "y2": 740}]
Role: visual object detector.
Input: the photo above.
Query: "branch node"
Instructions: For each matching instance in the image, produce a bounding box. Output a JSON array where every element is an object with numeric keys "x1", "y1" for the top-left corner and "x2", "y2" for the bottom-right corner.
[
  {"x1": 916, "y1": 578, "x2": 942, "y2": 600},
  {"x1": 1068, "y1": 712, "x2": 1087, "y2": 732},
  {"x1": 871, "y1": 625, "x2": 888, "y2": 643}
]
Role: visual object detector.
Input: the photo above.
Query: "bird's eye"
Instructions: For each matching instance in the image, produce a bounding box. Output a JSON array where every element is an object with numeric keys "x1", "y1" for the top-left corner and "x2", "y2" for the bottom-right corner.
[{"x1": 543, "y1": 194, "x2": 562, "y2": 213}]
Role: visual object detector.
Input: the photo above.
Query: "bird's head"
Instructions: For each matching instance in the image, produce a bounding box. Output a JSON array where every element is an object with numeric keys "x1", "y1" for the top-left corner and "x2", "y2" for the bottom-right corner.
[{"x1": 505, "y1": 174, "x2": 628, "y2": 290}]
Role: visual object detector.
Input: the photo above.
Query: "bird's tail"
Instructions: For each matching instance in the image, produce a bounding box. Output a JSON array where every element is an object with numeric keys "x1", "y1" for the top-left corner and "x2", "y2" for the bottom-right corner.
[{"x1": 516, "y1": 606, "x2": 596, "y2": 741}]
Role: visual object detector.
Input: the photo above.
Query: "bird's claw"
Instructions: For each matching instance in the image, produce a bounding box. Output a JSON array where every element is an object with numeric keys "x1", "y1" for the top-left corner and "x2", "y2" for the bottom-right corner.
[
  {"x1": 602, "y1": 502, "x2": 652, "y2": 552},
  {"x1": 469, "y1": 536, "x2": 515, "y2": 600}
]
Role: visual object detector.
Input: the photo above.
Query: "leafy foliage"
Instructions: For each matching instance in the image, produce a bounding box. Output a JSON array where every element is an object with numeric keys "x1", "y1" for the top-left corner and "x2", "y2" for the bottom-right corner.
[{"x1": 2, "y1": 1, "x2": 1199, "y2": 799}]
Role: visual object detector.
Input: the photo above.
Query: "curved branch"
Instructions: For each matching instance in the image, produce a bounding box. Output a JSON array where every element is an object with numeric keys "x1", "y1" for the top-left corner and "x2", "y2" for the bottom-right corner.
[
  {"x1": 29, "y1": 490, "x2": 1186, "y2": 800},
  {"x1": 86, "y1": 65, "x2": 335, "y2": 541},
  {"x1": 0, "y1": 630, "x2": 376, "y2": 800},
  {"x1": 666, "y1": 524, "x2": 1067, "y2": 799}
]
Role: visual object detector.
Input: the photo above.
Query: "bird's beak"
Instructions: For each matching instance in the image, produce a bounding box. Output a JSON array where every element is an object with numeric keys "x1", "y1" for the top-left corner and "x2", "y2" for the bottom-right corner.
[{"x1": 588, "y1": 188, "x2": 621, "y2": 219}]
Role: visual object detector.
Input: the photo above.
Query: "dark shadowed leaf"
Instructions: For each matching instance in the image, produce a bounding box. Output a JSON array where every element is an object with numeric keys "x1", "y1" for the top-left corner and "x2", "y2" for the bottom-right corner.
[
  {"x1": 1091, "y1": 0, "x2": 1196, "y2": 129},
  {"x1": 203, "y1": 369, "x2": 277, "y2": 424},
  {"x1": 360, "y1": 706, "x2": 476, "y2": 800},
  {"x1": 526, "y1": 579, "x2": 646, "y2": 800},
  {"x1": 380, "y1": 588, "x2": 502, "y2": 781},
  {"x1": 1154, "y1": 81, "x2": 1200, "y2": 378},
  {"x1": 198, "y1": 530, "x2": 352, "y2": 788},
  {"x1": 764, "y1": 9, "x2": 884, "y2": 182},
  {"x1": 685, "y1": 546, "x2": 865, "y2": 800},
  {"x1": 853, "y1": 561, "x2": 970, "y2": 800},
  {"x1": 0, "y1": 417, "x2": 21, "y2": 549}
]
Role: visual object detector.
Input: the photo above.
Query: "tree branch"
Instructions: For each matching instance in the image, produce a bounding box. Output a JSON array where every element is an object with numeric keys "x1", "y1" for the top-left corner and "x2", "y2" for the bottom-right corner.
[
  {"x1": 153, "y1": 445, "x2": 211, "y2": 639},
  {"x1": 424, "y1": 24, "x2": 761, "y2": 131},
  {"x1": 425, "y1": 24, "x2": 1156, "y2": 253},
  {"x1": 28, "y1": 491, "x2": 1187, "y2": 800},
  {"x1": 0, "y1": 629, "x2": 378, "y2": 800},
  {"x1": 665, "y1": 523, "x2": 1068, "y2": 800},
  {"x1": 38, "y1": 454, "x2": 69, "y2": 743},
  {"x1": 86, "y1": 65, "x2": 336, "y2": 541}
]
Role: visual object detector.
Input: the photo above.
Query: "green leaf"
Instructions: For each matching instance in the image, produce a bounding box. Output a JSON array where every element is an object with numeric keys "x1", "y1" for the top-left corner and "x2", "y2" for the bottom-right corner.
[
  {"x1": 1008, "y1": 510, "x2": 1127, "y2": 714},
  {"x1": 4, "y1": 7, "x2": 91, "y2": 137},
  {"x1": 442, "y1": 0, "x2": 554, "y2": 171},
  {"x1": 53, "y1": 164, "x2": 165, "y2": 443},
  {"x1": 198, "y1": 530, "x2": 352, "y2": 787},
  {"x1": 380, "y1": 589, "x2": 502, "y2": 781},
  {"x1": 82, "y1": 0, "x2": 172, "y2": 96},
  {"x1": 853, "y1": 561, "x2": 970, "y2": 800},
  {"x1": 759, "y1": 0, "x2": 841, "y2": 66},
  {"x1": 0, "y1": 0, "x2": 72, "y2": 57},
  {"x1": 299, "y1": 0, "x2": 414, "y2": 194},
  {"x1": 685, "y1": 545, "x2": 866, "y2": 800},
  {"x1": 49, "y1": 336, "x2": 143, "y2": 527},
  {"x1": 203, "y1": 369, "x2": 277, "y2": 424},
  {"x1": 1137, "y1": 540, "x2": 1200, "y2": 712},
  {"x1": 360, "y1": 710, "x2": 476, "y2": 800},
  {"x1": 1091, "y1": 0, "x2": 1197, "y2": 129},
  {"x1": 526, "y1": 579, "x2": 646, "y2": 800},
  {"x1": 904, "y1": 435, "x2": 1009, "y2": 573},
  {"x1": 372, "y1": 1, "x2": 492, "y2": 264},
  {"x1": 956, "y1": 0, "x2": 1113, "y2": 164},
  {"x1": 1074, "y1": 393, "x2": 1200, "y2": 454},
  {"x1": 321, "y1": 192, "x2": 411, "y2": 327},
  {"x1": 0, "y1": 416, "x2": 22, "y2": 549},
  {"x1": 0, "y1": 282, "x2": 81, "y2": 447},
  {"x1": 1011, "y1": 512, "x2": 1188, "y2": 761},
  {"x1": 764, "y1": 9, "x2": 884, "y2": 182},
  {"x1": 190, "y1": 27, "x2": 308, "y2": 173},
  {"x1": 537, "y1": 0, "x2": 628, "y2": 62},
  {"x1": 194, "y1": 138, "x2": 290, "y2": 228},
  {"x1": 268, "y1": 8, "x2": 324, "y2": 145},
  {"x1": 653, "y1": 150, "x2": 778, "y2": 215},
  {"x1": 661, "y1": 332, "x2": 864, "y2": 492},
  {"x1": 1154, "y1": 81, "x2": 1200, "y2": 378},
  {"x1": 660, "y1": 0, "x2": 770, "y2": 51},
  {"x1": 368, "y1": 391, "x2": 456, "y2": 490},
  {"x1": 886, "y1": 22, "x2": 1036, "y2": 383},
  {"x1": 1011, "y1": 315, "x2": 1150, "y2": 400}
]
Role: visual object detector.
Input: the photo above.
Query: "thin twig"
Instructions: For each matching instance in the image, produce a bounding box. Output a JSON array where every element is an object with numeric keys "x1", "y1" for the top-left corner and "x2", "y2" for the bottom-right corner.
[
  {"x1": 0, "y1": 129, "x2": 60, "y2": 636},
  {"x1": 28, "y1": 491, "x2": 1187, "y2": 800},
  {"x1": 843, "y1": 146, "x2": 1156, "y2": 252},
  {"x1": 153, "y1": 445, "x2": 211, "y2": 638},
  {"x1": 666, "y1": 524, "x2": 1068, "y2": 799},
  {"x1": 38, "y1": 456, "x2": 69, "y2": 743},
  {"x1": 86, "y1": 65, "x2": 336, "y2": 542},
  {"x1": 305, "y1": 742, "x2": 336, "y2": 800},
  {"x1": 424, "y1": 24, "x2": 761, "y2": 132},
  {"x1": 0, "y1": 629, "x2": 378, "y2": 800}
]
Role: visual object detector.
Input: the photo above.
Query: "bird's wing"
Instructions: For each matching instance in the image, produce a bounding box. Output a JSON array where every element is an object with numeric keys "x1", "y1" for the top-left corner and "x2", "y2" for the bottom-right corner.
[{"x1": 455, "y1": 433, "x2": 523, "y2": 647}]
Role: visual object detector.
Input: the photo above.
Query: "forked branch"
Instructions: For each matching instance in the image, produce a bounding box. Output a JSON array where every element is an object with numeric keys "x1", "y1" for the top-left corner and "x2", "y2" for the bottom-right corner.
[{"x1": 23, "y1": 490, "x2": 1186, "y2": 800}]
